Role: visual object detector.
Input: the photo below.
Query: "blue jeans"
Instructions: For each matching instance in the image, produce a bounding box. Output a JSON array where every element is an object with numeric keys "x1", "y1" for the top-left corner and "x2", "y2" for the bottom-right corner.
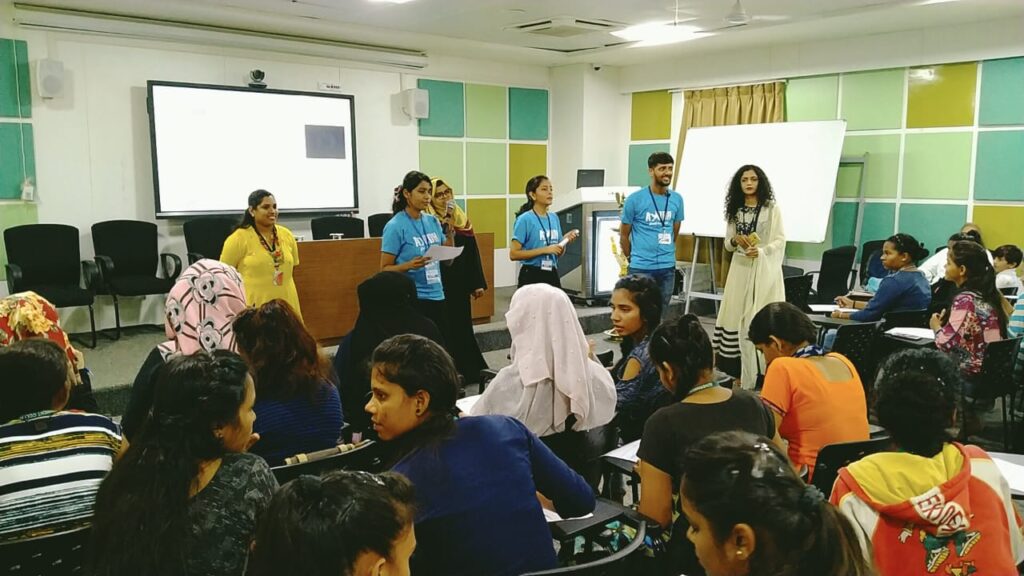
[{"x1": 627, "y1": 266, "x2": 675, "y2": 321}]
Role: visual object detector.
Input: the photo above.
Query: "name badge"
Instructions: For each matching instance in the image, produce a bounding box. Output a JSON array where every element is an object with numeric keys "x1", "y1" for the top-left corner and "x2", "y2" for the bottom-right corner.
[
  {"x1": 425, "y1": 262, "x2": 442, "y2": 284},
  {"x1": 658, "y1": 232, "x2": 673, "y2": 245},
  {"x1": 541, "y1": 259, "x2": 554, "y2": 271},
  {"x1": 272, "y1": 269, "x2": 283, "y2": 286}
]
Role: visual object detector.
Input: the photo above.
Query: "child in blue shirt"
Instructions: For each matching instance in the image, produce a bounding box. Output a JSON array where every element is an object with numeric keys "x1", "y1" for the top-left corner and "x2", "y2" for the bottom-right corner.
[{"x1": 510, "y1": 175, "x2": 578, "y2": 288}]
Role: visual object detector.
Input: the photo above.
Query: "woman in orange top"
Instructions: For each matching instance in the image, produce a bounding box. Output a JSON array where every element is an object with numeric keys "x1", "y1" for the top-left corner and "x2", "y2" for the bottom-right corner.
[{"x1": 748, "y1": 302, "x2": 869, "y2": 476}]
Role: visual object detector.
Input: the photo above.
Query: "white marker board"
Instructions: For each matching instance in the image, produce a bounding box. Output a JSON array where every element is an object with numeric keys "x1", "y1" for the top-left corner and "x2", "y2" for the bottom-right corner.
[{"x1": 674, "y1": 120, "x2": 847, "y2": 243}]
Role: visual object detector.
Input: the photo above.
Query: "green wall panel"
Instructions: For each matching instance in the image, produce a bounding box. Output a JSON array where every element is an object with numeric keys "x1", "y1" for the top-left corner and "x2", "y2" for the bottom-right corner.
[
  {"x1": 0, "y1": 122, "x2": 35, "y2": 200},
  {"x1": 465, "y1": 83, "x2": 506, "y2": 139},
  {"x1": 898, "y1": 204, "x2": 968, "y2": 258},
  {"x1": 509, "y1": 87, "x2": 549, "y2": 141},
  {"x1": 861, "y1": 202, "x2": 897, "y2": 245},
  {"x1": 465, "y1": 142, "x2": 507, "y2": 196},
  {"x1": 840, "y1": 69, "x2": 904, "y2": 130},
  {"x1": 418, "y1": 140, "x2": 464, "y2": 195},
  {"x1": 508, "y1": 144, "x2": 547, "y2": 200},
  {"x1": 980, "y1": 57, "x2": 1024, "y2": 126},
  {"x1": 466, "y1": 198, "x2": 508, "y2": 249},
  {"x1": 831, "y1": 202, "x2": 859, "y2": 248},
  {"x1": 786, "y1": 75, "x2": 839, "y2": 122},
  {"x1": 631, "y1": 91, "x2": 672, "y2": 141},
  {"x1": 0, "y1": 39, "x2": 32, "y2": 119},
  {"x1": 974, "y1": 130, "x2": 1024, "y2": 201},
  {"x1": 627, "y1": 143, "x2": 671, "y2": 187},
  {"x1": 841, "y1": 135, "x2": 900, "y2": 198},
  {"x1": 901, "y1": 132, "x2": 973, "y2": 200},
  {"x1": 907, "y1": 62, "x2": 977, "y2": 128},
  {"x1": 0, "y1": 201, "x2": 39, "y2": 278},
  {"x1": 417, "y1": 79, "x2": 465, "y2": 137}
]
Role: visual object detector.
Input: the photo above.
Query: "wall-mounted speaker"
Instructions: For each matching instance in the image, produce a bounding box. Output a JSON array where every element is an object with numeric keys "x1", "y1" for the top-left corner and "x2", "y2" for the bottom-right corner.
[
  {"x1": 401, "y1": 88, "x2": 429, "y2": 119},
  {"x1": 36, "y1": 58, "x2": 65, "y2": 99}
]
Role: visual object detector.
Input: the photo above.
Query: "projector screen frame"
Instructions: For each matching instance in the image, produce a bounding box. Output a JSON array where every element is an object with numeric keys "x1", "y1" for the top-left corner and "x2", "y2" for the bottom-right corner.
[{"x1": 147, "y1": 80, "x2": 360, "y2": 219}]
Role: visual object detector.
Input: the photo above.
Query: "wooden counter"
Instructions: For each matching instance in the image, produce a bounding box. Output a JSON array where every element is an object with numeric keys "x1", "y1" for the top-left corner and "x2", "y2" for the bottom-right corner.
[{"x1": 294, "y1": 233, "x2": 494, "y2": 344}]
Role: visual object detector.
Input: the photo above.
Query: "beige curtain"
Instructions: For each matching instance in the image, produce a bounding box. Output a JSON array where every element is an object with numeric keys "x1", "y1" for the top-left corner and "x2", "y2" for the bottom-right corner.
[{"x1": 672, "y1": 82, "x2": 785, "y2": 286}]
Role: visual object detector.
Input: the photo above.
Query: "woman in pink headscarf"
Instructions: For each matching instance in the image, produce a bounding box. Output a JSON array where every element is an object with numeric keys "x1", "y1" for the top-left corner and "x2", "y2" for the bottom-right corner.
[{"x1": 122, "y1": 259, "x2": 247, "y2": 439}]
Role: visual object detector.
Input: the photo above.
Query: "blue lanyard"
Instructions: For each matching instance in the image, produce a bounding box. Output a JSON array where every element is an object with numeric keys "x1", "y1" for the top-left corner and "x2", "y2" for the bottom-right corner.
[
  {"x1": 648, "y1": 189, "x2": 670, "y2": 229},
  {"x1": 407, "y1": 212, "x2": 431, "y2": 248},
  {"x1": 533, "y1": 210, "x2": 553, "y2": 245}
]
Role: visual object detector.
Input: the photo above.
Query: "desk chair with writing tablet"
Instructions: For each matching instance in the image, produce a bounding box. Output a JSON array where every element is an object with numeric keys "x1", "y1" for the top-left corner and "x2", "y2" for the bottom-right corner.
[
  {"x1": 811, "y1": 436, "x2": 892, "y2": 496},
  {"x1": 805, "y1": 245, "x2": 856, "y2": 304}
]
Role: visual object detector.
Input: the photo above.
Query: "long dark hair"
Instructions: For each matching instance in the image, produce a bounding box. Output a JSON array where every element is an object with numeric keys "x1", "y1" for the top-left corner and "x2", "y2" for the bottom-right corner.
[
  {"x1": 515, "y1": 175, "x2": 549, "y2": 217},
  {"x1": 648, "y1": 314, "x2": 713, "y2": 399},
  {"x1": 238, "y1": 189, "x2": 273, "y2": 230},
  {"x1": 682, "y1": 431, "x2": 874, "y2": 576},
  {"x1": 724, "y1": 165, "x2": 774, "y2": 223},
  {"x1": 371, "y1": 334, "x2": 458, "y2": 460},
  {"x1": 748, "y1": 302, "x2": 818, "y2": 347},
  {"x1": 612, "y1": 274, "x2": 663, "y2": 360},
  {"x1": 874, "y1": 348, "x2": 959, "y2": 458},
  {"x1": 232, "y1": 299, "x2": 330, "y2": 401},
  {"x1": 246, "y1": 471, "x2": 415, "y2": 576},
  {"x1": 886, "y1": 233, "x2": 929, "y2": 263},
  {"x1": 948, "y1": 240, "x2": 1009, "y2": 336},
  {"x1": 89, "y1": 351, "x2": 250, "y2": 576},
  {"x1": 391, "y1": 171, "x2": 431, "y2": 214}
]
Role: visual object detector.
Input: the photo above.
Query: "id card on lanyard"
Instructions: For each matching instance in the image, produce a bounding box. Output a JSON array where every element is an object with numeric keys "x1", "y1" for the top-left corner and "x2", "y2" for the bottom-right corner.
[
  {"x1": 650, "y1": 190, "x2": 672, "y2": 244},
  {"x1": 413, "y1": 215, "x2": 442, "y2": 285},
  {"x1": 534, "y1": 210, "x2": 556, "y2": 270}
]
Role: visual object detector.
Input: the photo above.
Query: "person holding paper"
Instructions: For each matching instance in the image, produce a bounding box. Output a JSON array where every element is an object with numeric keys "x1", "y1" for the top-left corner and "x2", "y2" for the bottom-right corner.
[
  {"x1": 619, "y1": 153, "x2": 683, "y2": 316},
  {"x1": 713, "y1": 165, "x2": 786, "y2": 390},
  {"x1": 510, "y1": 175, "x2": 578, "y2": 288},
  {"x1": 831, "y1": 233, "x2": 930, "y2": 321},
  {"x1": 831, "y1": 348, "x2": 1024, "y2": 576},
  {"x1": 381, "y1": 171, "x2": 455, "y2": 346}
]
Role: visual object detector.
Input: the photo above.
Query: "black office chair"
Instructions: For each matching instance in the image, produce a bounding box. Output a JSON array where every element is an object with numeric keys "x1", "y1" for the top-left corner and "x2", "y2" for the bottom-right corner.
[
  {"x1": 784, "y1": 274, "x2": 814, "y2": 313},
  {"x1": 806, "y1": 245, "x2": 856, "y2": 304},
  {"x1": 270, "y1": 440, "x2": 384, "y2": 485},
  {"x1": 182, "y1": 217, "x2": 237, "y2": 264},
  {"x1": 311, "y1": 216, "x2": 365, "y2": 240},
  {"x1": 91, "y1": 220, "x2": 182, "y2": 339},
  {"x1": 964, "y1": 337, "x2": 1023, "y2": 450},
  {"x1": 782, "y1": 264, "x2": 805, "y2": 278},
  {"x1": 4, "y1": 224, "x2": 100, "y2": 348},
  {"x1": 0, "y1": 525, "x2": 91, "y2": 575},
  {"x1": 1000, "y1": 286, "x2": 1019, "y2": 297},
  {"x1": 367, "y1": 213, "x2": 392, "y2": 238},
  {"x1": 811, "y1": 436, "x2": 892, "y2": 495},
  {"x1": 858, "y1": 239, "x2": 886, "y2": 285},
  {"x1": 521, "y1": 519, "x2": 648, "y2": 575},
  {"x1": 831, "y1": 321, "x2": 881, "y2": 388}
]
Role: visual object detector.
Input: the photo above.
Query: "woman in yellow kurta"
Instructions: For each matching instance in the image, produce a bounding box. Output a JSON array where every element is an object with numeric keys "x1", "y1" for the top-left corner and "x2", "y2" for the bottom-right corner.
[{"x1": 220, "y1": 189, "x2": 303, "y2": 320}]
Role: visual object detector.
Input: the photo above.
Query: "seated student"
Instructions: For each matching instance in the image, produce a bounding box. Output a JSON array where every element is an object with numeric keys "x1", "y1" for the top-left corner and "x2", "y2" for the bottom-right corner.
[
  {"x1": 832, "y1": 233, "x2": 931, "y2": 321},
  {"x1": 366, "y1": 334, "x2": 595, "y2": 576},
  {"x1": 830, "y1": 348, "x2": 1024, "y2": 575},
  {"x1": 681, "y1": 431, "x2": 873, "y2": 576},
  {"x1": 470, "y1": 283, "x2": 616, "y2": 437},
  {"x1": 233, "y1": 299, "x2": 344, "y2": 466},
  {"x1": 1011, "y1": 297, "x2": 1024, "y2": 384},
  {"x1": 334, "y1": 271, "x2": 443, "y2": 435},
  {"x1": 920, "y1": 223, "x2": 988, "y2": 284},
  {"x1": 993, "y1": 244, "x2": 1023, "y2": 294},
  {"x1": 123, "y1": 259, "x2": 248, "y2": 439},
  {"x1": 637, "y1": 315, "x2": 779, "y2": 576},
  {"x1": 0, "y1": 340, "x2": 124, "y2": 543},
  {"x1": 246, "y1": 471, "x2": 416, "y2": 576},
  {"x1": 89, "y1": 351, "x2": 277, "y2": 576},
  {"x1": 749, "y1": 302, "x2": 869, "y2": 476},
  {"x1": 610, "y1": 274, "x2": 672, "y2": 442}
]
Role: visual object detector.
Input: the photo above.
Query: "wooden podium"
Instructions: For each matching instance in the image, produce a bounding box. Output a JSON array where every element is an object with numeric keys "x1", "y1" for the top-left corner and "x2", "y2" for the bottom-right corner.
[{"x1": 293, "y1": 233, "x2": 495, "y2": 344}]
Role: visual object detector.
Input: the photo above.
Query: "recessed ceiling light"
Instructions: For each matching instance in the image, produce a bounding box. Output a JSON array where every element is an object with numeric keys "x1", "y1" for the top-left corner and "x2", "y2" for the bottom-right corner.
[
  {"x1": 612, "y1": 21, "x2": 707, "y2": 47},
  {"x1": 368, "y1": 0, "x2": 416, "y2": 4}
]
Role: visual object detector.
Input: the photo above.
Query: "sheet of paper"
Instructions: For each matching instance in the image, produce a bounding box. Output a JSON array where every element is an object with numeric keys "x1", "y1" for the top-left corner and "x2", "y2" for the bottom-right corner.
[
  {"x1": 424, "y1": 244, "x2": 464, "y2": 262},
  {"x1": 809, "y1": 304, "x2": 857, "y2": 314},
  {"x1": 603, "y1": 439, "x2": 640, "y2": 463},
  {"x1": 456, "y1": 394, "x2": 481, "y2": 414},
  {"x1": 992, "y1": 457, "x2": 1024, "y2": 494},
  {"x1": 543, "y1": 508, "x2": 595, "y2": 523},
  {"x1": 885, "y1": 327, "x2": 935, "y2": 341}
]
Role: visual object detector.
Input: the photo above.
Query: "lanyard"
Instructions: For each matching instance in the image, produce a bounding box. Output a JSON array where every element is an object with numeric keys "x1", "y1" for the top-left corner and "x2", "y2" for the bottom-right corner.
[
  {"x1": 686, "y1": 382, "x2": 716, "y2": 397},
  {"x1": 408, "y1": 212, "x2": 431, "y2": 248},
  {"x1": 533, "y1": 210, "x2": 553, "y2": 245},
  {"x1": 255, "y1": 227, "x2": 282, "y2": 269},
  {"x1": 648, "y1": 189, "x2": 670, "y2": 229}
]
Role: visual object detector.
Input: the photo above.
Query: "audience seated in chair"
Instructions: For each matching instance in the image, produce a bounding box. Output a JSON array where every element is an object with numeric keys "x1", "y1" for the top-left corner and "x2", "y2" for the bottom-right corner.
[
  {"x1": 246, "y1": 471, "x2": 415, "y2": 576},
  {"x1": 636, "y1": 314, "x2": 779, "y2": 576},
  {"x1": 366, "y1": 335, "x2": 595, "y2": 576},
  {"x1": 334, "y1": 272, "x2": 443, "y2": 436},
  {"x1": 832, "y1": 233, "x2": 931, "y2": 322},
  {"x1": 749, "y1": 302, "x2": 869, "y2": 477},
  {"x1": 1010, "y1": 298, "x2": 1024, "y2": 389},
  {"x1": 233, "y1": 299, "x2": 344, "y2": 466},
  {"x1": 993, "y1": 244, "x2": 1023, "y2": 295},
  {"x1": 122, "y1": 260, "x2": 248, "y2": 440},
  {"x1": 682, "y1": 431, "x2": 873, "y2": 576},
  {"x1": 88, "y1": 351, "x2": 276, "y2": 576},
  {"x1": 830, "y1": 348, "x2": 1024, "y2": 575},
  {"x1": 0, "y1": 339, "x2": 124, "y2": 543}
]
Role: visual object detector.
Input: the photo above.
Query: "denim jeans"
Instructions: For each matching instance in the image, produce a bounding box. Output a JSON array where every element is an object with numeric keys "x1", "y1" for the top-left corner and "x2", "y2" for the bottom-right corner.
[{"x1": 627, "y1": 266, "x2": 675, "y2": 321}]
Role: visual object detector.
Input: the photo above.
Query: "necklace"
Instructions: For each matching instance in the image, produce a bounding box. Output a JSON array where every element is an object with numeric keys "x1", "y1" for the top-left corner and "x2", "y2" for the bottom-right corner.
[{"x1": 686, "y1": 382, "x2": 717, "y2": 397}]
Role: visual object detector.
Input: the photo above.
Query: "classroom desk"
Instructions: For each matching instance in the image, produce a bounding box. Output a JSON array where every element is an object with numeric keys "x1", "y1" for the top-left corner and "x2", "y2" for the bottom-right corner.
[
  {"x1": 806, "y1": 314, "x2": 872, "y2": 346},
  {"x1": 292, "y1": 233, "x2": 495, "y2": 344},
  {"x1": 548, "y1": 498, "x2": 627, "y2": 542},
  {"x1": 988, "y1": 451, "x2": 1024, "y2": 500}
]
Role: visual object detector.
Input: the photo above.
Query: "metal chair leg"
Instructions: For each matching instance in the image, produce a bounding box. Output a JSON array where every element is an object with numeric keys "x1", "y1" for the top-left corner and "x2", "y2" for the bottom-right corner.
[
  {"x1": 88, "y1": 304, "x2": 97, "y2": 349},
  {"x1": 112, "y1": 294, "x2": 121, "y2": 340}
]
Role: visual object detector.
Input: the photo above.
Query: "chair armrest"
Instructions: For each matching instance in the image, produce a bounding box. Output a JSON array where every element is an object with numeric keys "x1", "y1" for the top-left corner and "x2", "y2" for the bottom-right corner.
[
  {"x1": 94, "y1": 255, "x2": 115, "y2": 281},
  {"x1": 161, "y1": 253, "x2": 182, "y2": 280},
  {"x1": 5, "y1": 263, "x2": 24, "y2": 292},
  {"x1": 186, "y1": 252, "x2": 204, "y2": 266},
  {"x1": 81, "y1": 260, "x2": 100, "y2": 291}
]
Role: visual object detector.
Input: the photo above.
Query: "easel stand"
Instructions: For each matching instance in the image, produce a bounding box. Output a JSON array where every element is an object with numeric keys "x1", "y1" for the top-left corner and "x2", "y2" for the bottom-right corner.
[{"x1": 683, "y1": 236, "x2": 722, "y2": 314}]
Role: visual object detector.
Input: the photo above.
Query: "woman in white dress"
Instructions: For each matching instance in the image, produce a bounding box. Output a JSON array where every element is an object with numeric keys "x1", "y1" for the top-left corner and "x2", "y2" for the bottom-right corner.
[{"x1": 713, "y1": 165, "x2": 786, "y2": 389}]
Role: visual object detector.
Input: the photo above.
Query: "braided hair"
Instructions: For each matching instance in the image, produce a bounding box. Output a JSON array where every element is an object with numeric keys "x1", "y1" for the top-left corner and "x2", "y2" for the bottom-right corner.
[{"x1": 648, "y1": 313, "x2": 713, "y2": 399}]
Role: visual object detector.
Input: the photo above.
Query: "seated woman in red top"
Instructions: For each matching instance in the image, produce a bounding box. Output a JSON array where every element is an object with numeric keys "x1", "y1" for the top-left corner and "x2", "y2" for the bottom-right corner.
[{"x1": 749, "y1": 302, "x2": 869, "y2": 476}]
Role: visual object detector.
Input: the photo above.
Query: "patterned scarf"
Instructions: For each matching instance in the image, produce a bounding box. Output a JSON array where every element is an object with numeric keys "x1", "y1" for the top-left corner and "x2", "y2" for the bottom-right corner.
[
  {"x1": 158, "y1": 259, "x2": 248, "y2": 360},
  {"x1": 793, "y1": 344, "x2": 826, "y2": 358},
  {"x1": 0, "y1": 291, "x2": 83, "y2": 371}
]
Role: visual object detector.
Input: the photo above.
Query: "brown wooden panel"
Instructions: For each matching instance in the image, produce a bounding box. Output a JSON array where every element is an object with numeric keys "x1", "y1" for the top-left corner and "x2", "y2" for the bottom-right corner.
[{"x1": 471, "y1": 232, "x2": 495, "y2": 322}]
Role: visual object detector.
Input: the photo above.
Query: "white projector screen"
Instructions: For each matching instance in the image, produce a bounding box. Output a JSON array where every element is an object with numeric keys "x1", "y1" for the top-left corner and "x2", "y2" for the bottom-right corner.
[
  {"x1": 674, "y1": 120, "x2": 847, "y2": 243},
  {"x1": 148, "y1": 82, "x2": 358, "y2": 217}
]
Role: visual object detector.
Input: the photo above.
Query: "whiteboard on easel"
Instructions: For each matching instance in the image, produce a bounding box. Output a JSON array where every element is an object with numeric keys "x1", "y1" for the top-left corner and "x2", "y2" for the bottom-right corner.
[{"x1": 674, "y1": 120, "x2": 847, "y2": 243}]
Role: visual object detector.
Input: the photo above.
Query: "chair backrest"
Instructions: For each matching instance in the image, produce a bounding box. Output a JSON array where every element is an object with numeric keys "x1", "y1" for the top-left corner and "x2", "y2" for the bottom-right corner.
[
  {"x1": 0, "y1": 525, "x2": 91, "y2": 574},
  {"x1": 816, "y1": 245, "x2": 857, "y2": 303},
  {"x1": 311, "y1": 216, "x2": 366, "y2": 240},
  {"x1": 367, "y1": 213, "x2": 392, "y2": 238},
  {"x1": 521, "y1": 520, "x2": 647, "y2": 575},
  {"x1": 541, "y1": 423, "x2": 619, "y2": 492},
  {"x1": 92, "y1": 220, "x2": 159, "y2": 277},
  {"x1": 978, "y1": 337, "x2": 1024, "y2": 398},
  {"x1": 1000, "y1": 286, "x2": 1019, "y2": 297},
  {"x1": 784, "y1": 274, "x2": 814, "y2": 313},
  {"x1": 811, "y1": 436, "x2": 892, "y2": 494},
  {"x1": 831, "y1": 322, "x2": 880, "y2": 385},
  {"x1": 782, "y1": 264, "x2": 804, "y2": 278},
  {"x1": 4, "y1": 224, "x2": 82, "y2": 287},
  {"x1": 859, "y1": 239, "x2": 886, "y2": 284},
  {"x1": 270, "y1": 441, "x2": 383, "y2": 485},
  {"x1": 182, "y1": 217, "x2": 237, "y2": 262},
  {"x1": 881, "y1": 309, "x2": 930, "y2": 330}
]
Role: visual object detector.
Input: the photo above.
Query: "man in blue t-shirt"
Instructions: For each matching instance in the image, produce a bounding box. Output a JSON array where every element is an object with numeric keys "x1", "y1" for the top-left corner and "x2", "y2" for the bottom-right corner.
[{"x1": 620, "y1": 152, "x2": 683, "y2": 318}]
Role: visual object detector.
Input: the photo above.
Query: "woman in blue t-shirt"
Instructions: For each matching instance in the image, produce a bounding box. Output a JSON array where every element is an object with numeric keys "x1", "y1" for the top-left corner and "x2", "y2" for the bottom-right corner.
[
  {"x1": 510, "y1": 175, "x2": 578, "y2": 288},
  {"x1": 381, "y1": 170, "x2": 455, "y2": 343}
]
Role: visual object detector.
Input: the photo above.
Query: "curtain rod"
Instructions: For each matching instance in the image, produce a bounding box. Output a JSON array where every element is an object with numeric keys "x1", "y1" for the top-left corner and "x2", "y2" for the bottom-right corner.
[{"x1": 667, "y1": 78, "x2": 787, "y2": 94}]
